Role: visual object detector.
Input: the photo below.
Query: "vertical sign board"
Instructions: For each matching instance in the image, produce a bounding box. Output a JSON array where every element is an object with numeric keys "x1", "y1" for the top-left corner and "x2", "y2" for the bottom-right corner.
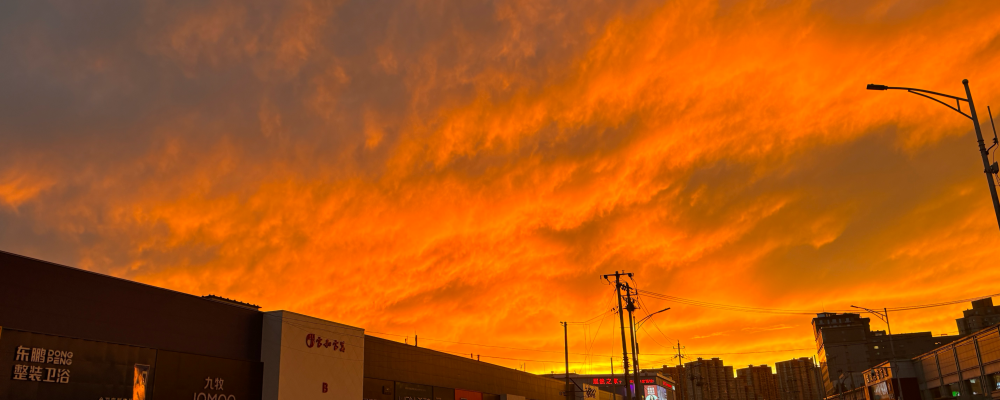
[
  {"x1": 261, "y1": 311, "x2": 364, "y2": 400},
  {"x1": 0, "y1": 328, "x2": 157, "y2": 400},
  {"x1": 151, "y1": 350, "x2": 262, "y2": 400},
  {"x1": 643, "y1": 385, "x2": 659, "y2": 400}
]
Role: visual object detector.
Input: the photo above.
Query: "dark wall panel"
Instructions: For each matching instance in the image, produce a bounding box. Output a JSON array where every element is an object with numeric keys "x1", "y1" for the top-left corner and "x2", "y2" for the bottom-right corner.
[
  {"x1": 151, "y1": 350, "x2": 262, "y2": 400},
  {"x1": 0, "y1": 250, "x2": 262, "y2": 361},
  {"x1": 396, "y1": 381, "x2": 434, "y2": 400},
  {"x1": 365, "y1": 377, "x2": 395, "y2": 400},
  {"x1": 365, "y1": 336, "x2": 564, "y2": 400},
  {"x1": 433, "y1": 386, "x2": 455, "y2": 400}
]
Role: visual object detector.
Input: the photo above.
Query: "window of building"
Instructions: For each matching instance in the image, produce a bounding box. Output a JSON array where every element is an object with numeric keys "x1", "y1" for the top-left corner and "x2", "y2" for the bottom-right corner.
[
  {"x1": 965, "y1": 379, "x2": 983, "y2": 396},
  {"x1": 987, "y1": 374, "x2": 1000, "y2": 392}
]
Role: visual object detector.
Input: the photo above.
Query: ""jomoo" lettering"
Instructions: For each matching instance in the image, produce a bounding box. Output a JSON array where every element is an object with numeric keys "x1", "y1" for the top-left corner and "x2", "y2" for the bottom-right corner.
[{"x1": 193, "y1": 393, "x2": 236, "y2": 400}]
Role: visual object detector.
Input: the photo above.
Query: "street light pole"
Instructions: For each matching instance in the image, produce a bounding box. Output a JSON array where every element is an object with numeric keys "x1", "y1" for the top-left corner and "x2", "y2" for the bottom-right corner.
[
  {"x1": 633, "y1": 308, "x2": 671, "y2": 368},
  {"x1": 867, "y1": 80, "x2": 1000, "y2": 231},
  {"x1": 851, "y1": 306, "x2": 904, "y2": 400}
]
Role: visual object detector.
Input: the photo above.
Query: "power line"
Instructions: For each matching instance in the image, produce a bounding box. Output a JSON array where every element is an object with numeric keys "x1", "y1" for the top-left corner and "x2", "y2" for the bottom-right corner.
[{"x1": 637, "y1": 289, "x2": 1000, "y2": 315}]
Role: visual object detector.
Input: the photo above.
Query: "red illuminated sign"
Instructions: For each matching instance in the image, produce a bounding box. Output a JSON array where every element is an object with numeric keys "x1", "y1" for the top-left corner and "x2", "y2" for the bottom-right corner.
[
  {"x1": 590, "y1": 378, "x2": 657, "y2": 385},
  {"x1": 305, "y1": 333, "x2": 347, "y2": 352}
]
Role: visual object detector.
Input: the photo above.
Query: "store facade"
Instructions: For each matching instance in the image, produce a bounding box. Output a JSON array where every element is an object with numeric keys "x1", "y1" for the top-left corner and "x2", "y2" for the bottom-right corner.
[
  {"x1": 543, "y1": 372, "x2": 675, "y2": 400},
  {"x1": 261, "y1": 311, "x2": 365, "y2": 399},
  {"x1": 0, "y1": 250, "x2": 265, "y2": 400},
  {"x1": 1, "y1": 249, "x2": 593, "y2": 400}
]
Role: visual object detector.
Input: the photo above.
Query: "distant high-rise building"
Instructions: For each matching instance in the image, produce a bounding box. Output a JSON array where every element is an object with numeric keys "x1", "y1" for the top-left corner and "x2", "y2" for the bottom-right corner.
[
  {"x1": 956, "y1": 297, "x2": 1000, "y2": 335},
  {"x1": 812, "y1": 313, "x2": 960, "y2": 397},
  {"x1": 735, "y1": 365, "x2": 779, "y2": 400},
  {"x1": 660, "y1": 365, "x2": 689, "y2": 400},
  {"x1": 774, "y1": 358, "x2": 823, "y2": 400},
  {"x1": 685, "y1": 358, "x2": 735, "y2": 400},
  {"x1": 812, "y1": 313, "x2": 872, "y2": 396}
]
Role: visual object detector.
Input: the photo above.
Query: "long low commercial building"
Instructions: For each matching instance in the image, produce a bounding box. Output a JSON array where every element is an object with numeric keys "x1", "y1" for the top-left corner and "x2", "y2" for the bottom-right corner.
[
  {"x1": 834, "y1": 317, "x2": 1000, "y2": 400},
  {"x1": 0, "y1": 250, "x2": 589, "y2": 400}
]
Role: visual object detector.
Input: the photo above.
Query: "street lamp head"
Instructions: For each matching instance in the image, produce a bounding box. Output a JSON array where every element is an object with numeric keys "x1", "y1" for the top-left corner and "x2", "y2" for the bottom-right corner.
[{"x1": 866, "y1": 84, "x2": 888, "y2": 91}]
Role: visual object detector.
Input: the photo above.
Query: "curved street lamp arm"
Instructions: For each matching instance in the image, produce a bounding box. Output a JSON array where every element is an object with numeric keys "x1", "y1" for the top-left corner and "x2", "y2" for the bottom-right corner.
[
  {"x1": 850, "y1": 305, "x2": 887, "y2": 323},
  {"x1": 906, "y1": 90, "x2": 972, "y2": 120},
  {"x1": 637, "y1": 307, "x2": 671, "y2": 327},
  {"x1": 882, "y1": 86, "x2": 968, "y2": 102},
  {"x1": 868, "y1": 84, "x2": 972, "y2": 119}
]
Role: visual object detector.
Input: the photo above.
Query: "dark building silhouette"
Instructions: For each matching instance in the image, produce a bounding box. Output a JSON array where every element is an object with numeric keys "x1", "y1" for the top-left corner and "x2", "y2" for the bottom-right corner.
[
  {"x1": 660, "y1": 365, "x2": 689, "y2": 400},
  {"x1": 956, "y1": 298, "x2": 1000, "y2": 335},
  {"x1": 774, "y1": 358, "x2": 823, "y2": 400},
  {"x1": 812, "y1": 313, "x2": 959, "y2": 397},
  {"x1": 736, "y1": 365, "x2": 779, "y2": 400},
  {"x1": 685, "y1": 358, "x2": 736, "y2": 400}
]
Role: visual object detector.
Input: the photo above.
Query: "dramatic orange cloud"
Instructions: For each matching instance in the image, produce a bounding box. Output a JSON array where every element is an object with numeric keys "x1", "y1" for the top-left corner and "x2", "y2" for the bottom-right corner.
[{"x1": 3, "y1": 0, "x2": 1000, "y2": 373}]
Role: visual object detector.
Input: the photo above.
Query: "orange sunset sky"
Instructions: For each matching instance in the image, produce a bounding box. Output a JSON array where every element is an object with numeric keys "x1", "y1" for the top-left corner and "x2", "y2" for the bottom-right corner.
[{"x1": 2, "y1": 0, "x2": 1000, "y2": 374}]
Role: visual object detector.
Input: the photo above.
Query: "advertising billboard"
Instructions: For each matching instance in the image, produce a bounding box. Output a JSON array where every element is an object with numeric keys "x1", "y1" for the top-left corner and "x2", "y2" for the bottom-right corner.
[
  {"x1": 0, "y1": 328, "x2": 157, "y2": 400},
  {"x1": 644, "y1": 385, "x2": 659, "y2": 400}
]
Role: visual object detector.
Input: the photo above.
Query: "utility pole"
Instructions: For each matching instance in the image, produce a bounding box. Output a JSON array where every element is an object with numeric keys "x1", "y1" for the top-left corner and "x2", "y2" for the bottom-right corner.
[
  {"x1": 612, "y1": 357, "x2": 618, "y2": 400},
  {"x1": 603, "y1": 271, "x2": 634, "y2": 400},
  {"x1": 674, "y1": 341, "x2": 686, "y2": 366},
  {"x1": 625, "y1": 282, "x2": 641, "y2": 400},
  {"x1": 563, "y1": 321, "x2": 571, "y2": 400}
]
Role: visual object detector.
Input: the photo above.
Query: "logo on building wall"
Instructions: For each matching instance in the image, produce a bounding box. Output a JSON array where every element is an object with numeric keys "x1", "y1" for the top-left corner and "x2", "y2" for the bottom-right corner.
[
  {"x1": 305, "y1": 333, "x2": 347, "y2": 352},
  {"x1": 193, "y1": 376, "x2": 235, "y2": 400},
  {"x1": 11, "y1": 345, "x2": 72, "y2": 384}
]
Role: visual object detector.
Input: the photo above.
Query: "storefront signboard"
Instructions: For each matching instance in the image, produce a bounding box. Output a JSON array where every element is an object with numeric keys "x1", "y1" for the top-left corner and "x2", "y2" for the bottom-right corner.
[
  {"x1": 151, "y1": 350, "x2": 262, "y2": 400},
  {"x1": 396, "y1": 381, "x2": 433, "y2": 400},
  {"x1": 0, "y1": 329, "x2": 157, "y2": 400}
]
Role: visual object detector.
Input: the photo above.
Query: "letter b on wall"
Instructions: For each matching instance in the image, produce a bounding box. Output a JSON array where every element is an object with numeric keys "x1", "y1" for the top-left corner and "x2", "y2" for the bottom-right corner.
[{"x1": 322, "y1": 382, "x2": 328, "y2": 393}]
